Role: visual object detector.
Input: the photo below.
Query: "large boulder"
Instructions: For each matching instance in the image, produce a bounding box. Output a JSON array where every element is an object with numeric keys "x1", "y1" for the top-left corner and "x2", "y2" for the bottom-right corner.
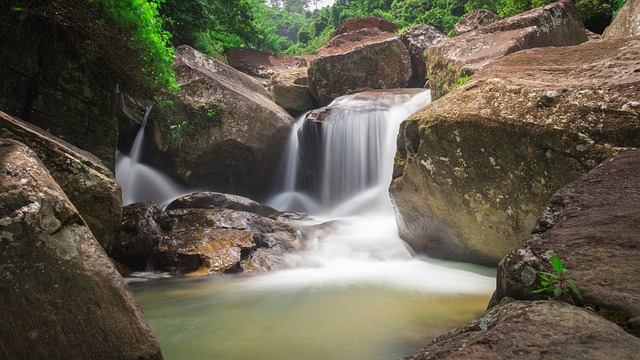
[
  {"x1": 148, "y1": 45, "x2": 295, "y2": 198},
  {"x1": 427, "y1": 0, "x2": 588, "y2": 100},
  {"x1": 406, "y1": 300, "x2": 640, "y2": 359},
  {"x1": 166, "y1": 191, "x2": 280, "y2": 218},
  {"x1": 491, "y1": 149, "x2": 640, "y2": 331},
  {"x1": 400, "y1": 25, "x2": 448, "y2": 87},
  {"x1": 331, "y1": 16, "x2": 399, "y2": 37},
  {"x1": 308, "y1": 28, "x2": 412, "y2": 106},
  {"x1": 267, "y1": 67, "x2": 319, "y2": 114},
  {"x1": 225, "y1": 47, "x2": 307, "y2": 80},
  {"x1": 454, "y1": 9, "x2": 501, "y2": 35},
  {"x1": 0, "y1": 12, "x2": 119, "y2": 170},
  {"x1": 0, "y1": 139, "x2": 162, "y2": 359},
  {"x1": 603, "y1": 0, "x2": 640, "y2": 39},
  {"x1": 0, "y1": 111, "x2": 122, "y2": 252},
  {"x1": 390, "y1": 37, "x2": 640, "y2": 266}
]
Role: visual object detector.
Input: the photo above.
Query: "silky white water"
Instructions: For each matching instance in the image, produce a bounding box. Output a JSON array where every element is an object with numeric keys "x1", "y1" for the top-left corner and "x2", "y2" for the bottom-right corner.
[{"x1": 128, "y1": 90, "x2": 496, "y2": 359}]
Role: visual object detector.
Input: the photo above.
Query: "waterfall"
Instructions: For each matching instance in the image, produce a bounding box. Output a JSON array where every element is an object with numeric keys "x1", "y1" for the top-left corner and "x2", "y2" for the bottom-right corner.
[{"x1": 115, "y1": 105, "x2": 188, "y2": 206}]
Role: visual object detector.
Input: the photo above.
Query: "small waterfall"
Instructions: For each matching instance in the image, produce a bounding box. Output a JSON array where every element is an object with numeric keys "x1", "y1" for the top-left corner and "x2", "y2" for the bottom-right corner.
[
  {"x1": 269, "y1": 89, "x2": 431, "y2": 216},
  {"x1": 115, "y1": 105, "x2": 188, "y2": 206}
]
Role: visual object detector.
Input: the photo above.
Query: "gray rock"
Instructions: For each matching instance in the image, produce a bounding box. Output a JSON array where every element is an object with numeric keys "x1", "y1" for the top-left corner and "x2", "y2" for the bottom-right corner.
[
  {"x1": 603, "y1": 0, "x2": 640, "y2": 39},
  {"x1": 400, "y1": 24, "x2": 448, "y2": 87},
  {"x1": 454, "y1": 9, "x2": 501, "y2": 36}
]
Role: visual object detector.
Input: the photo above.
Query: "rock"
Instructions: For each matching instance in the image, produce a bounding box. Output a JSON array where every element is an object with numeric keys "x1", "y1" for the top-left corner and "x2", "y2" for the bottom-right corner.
[
  {"x1": 166, "y1": 191, "x2": 280, "y2": 218},
  {"x1": 427, "y1": 0, "x2": 588, "y2": 100},
  {"x1": 491, "y1": 150, "x2": 640, "y2": 332},
  {"x1": 405, "y1": 300, "x2": 640, "y2": 359},
  {"x1": 148, "y1": 45, "x2": 295, "y2": 198},
  {"x1": 155, "y1": 208, "x2": 299, "y2": 275},
  {"x1": 390, "y1": 37, "x2": 640, "y2": 266},
  {"x1": 400, "y1": 25, "x2": 448, "y2": 87},
  {"x1": 267, "y1": 67, "x2": 318, "y2": 114},
  {"x1": 603, "y1": 0, "x2": 640, "y2": 39},
  {"x1": 112, "y1": 202, "x2": 172, "y2": 272},
  {"x1": 0, "y1": 139, "x2": 162, "y2": 359},
  {"x1": 225, "y1": 47, "x2": 307, "y2": 79},
  {"x1": 308, "y1": 28, "x2": 412, "y2": 106},
  {"x1": 0, "y1": 110, "x2": 122, "y2": 252},
  {"x1": 454, "y1": 9, "x2": 502, "y2": 36},
  {"x1": 0, "y1": 20, "x2": 118, "y2": 170},
  {"x1": 331, "y1": 16, "x2": 399, "y2": 38}
]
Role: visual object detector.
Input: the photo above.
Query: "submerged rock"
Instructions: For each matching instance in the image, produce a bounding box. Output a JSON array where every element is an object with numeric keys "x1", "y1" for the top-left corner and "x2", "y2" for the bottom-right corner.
[
  {"x1": 0, "y1": 139, "x2": 162, "y2": 359},
  {"x1": 427, "y1": 0, "x2": 587, "y2": 100},
  {"x1": 391, "y1": 37, "x2": 640, "y2": 266},
  {"x1": 406, "y1": 300, "x2": 640, "y2": 359},
  {"x1": 308, "y1": 28, "x2": 412, "y2": 106},
  {"x1": 492, "y1": 149, "x2": 640, "y2": 332},
  {"x1": 148, "y1": 45, "x2": 295, "y2": 198},
  {"x1": 0, "y1": 110, "x2": 122, "y2": 252}
]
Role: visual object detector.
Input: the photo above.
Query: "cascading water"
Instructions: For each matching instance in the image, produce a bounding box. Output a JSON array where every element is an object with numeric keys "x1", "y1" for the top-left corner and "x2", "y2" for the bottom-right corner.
[
  {"x1": 131, "y1": 90, "x2": 496, "y2": 360},
  {"x1": 115, "y1": 105, "x2": 188, "y2": 206}
]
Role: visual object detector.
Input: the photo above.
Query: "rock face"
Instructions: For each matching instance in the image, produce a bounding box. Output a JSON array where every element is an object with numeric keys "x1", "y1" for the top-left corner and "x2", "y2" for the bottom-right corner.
[
  {"x1": 454, "y1": 9, "x2": 501, "y2": 35},
  {"x1": 603, "y1": 0, "x2": 640, "y2": 39},
  {"x1": 0, "y1": 111, "x2": 122, "y2": 252},
  {"x1": 331, "y1": 16, "x2": 399, "y2": 37},
  {"x1": 427, "y1": 0, "x2": 588, "y2": 100},
  {"x1": 113, "y1": 192, "x2": 300, "y2": 276},
  {"x1": 0, "y1": 139, "x2": 162, "y2": 359},
  {"x1": 267, "y1": 67, "x2": 318, "y2": 113},
  {"x1": 406, "y1": 300, "x2": 640, "y2": 359},
  {"x1": 390, "y1": 37, "x2": 640, "y2": 266},
  {"x1": 225, "y1": 47, "x2": 307, "y2": 79},
  {"x1": 0, "y1": 18, "x2": 119, "y2": 170},
  {"x1": 491, "y1": 149, "x2": 640, "y2": 331},
  {"x1": 148, "y1": 45, "x2": 295, "y2": 198},
  {"x1": 400, "y1": 25, "x2": 448, "y2": 87},
  {"x1": 308, "y1": 28, "x2": 412, "y2": 106}
]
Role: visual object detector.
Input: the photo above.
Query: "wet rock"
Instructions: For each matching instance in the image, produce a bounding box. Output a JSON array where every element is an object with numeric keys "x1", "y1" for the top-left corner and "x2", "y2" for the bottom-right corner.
[
  {"x1": 147, "y1": 45, "x2": 295, "y2": 198},
  {"x1": 166, "y1": 191, "x2": 280, "y2": 218},
  {"x1": 603, "y1": 0, "x2": 640, "y2": 39},
  {"x1": 0, "y1": 110, "x2": 122, "y2": 252},
  {"x1": 156, "y1": 208, "x2": 299, "y2": 275},
  {"x1": 400, "y1": 25, "x2": 448, "y2": 87},
  {"x1": 406, "y1": 300, "x2": 640, "y2": 359},
  {"x1": 267, "y1": 67, "x2": 318, "y2": 114},
  {"x1": 491, "y1": 150, "x2": 640, "y2": 332},
  {"x1": 427, "y1": 0, "x2": 588, "y2": 100},
  {"x1": 308, "y1": 28, "x2": 412, "y2": 106},
  {"x1": 225, "y1": 47, "x2": 307, "y2": 79},
  {"x1": 391, "y1": 37, "x2": 640, "y2": 266},
  {"x1": 0, "y1": 139, "x2": 162, "y2": 359},
  {"x1": 331, "y1": 16, "x2": 399, "y2": 38},
  {"x1": 454, "y1": 9, "x2": 501, "y2": 36}
]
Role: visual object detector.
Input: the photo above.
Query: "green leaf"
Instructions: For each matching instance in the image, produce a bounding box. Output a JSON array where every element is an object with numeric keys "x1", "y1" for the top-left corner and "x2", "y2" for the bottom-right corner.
[
  {"x1": 532, "y1": 288, "x2": 549, "y2": 293},
  {"x1": 540, "y1": 281, "x2": 549, "y2": 286},
  {"x1": 553, "y1": 287, "x2": 563, "y2": 298},
  {"x1": 567, "y1": 281, "x2": 583, "y2": 301},
  {"x1": 551, "y1": 255, "x2": 564, "y2": 273}
]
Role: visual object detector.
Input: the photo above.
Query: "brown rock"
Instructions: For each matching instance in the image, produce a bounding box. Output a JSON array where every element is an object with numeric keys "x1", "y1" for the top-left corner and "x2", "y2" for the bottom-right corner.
[
  {"x1": 0, "y1": 110, "x2": 122, "y2": 252},
  {"x1": 309, "y1": 28, "x2": 412, "y2": 106},
  {"x1": 491, "y1": 150, "x2": 640, "y2": 332},
  {"x1": 406, "y1": 300, "x2": 640, "y2": 359},
  {"x1": 454, "y1": 9, "x2": 502, "y2": 36},
  {"x1": 0, "y1": 139, "x2": 162, "y2": 359},
  {"x1": 603, "y1": 0, "x2": 640, "y2": 39},
  {"x1": 166, "y1": 191, "x2": 280, "y2": 218},
  {"x1": 427, "y1": 0, "x2": 588, "y2": 100},
  {"x1": 225, "y1": 47, "x2": 307, "y2": 79},
  {"x1": 331, "y1": 16, "x2": 399, "y2": 38},
  {"x1": 267, "y1": 67, "x2": 318, "y2": 113},
  {"x1": 391, "y1": 37, "x2": 640, "y2": 266},
  {"x1": 400, "y1": 25, "x2": 448, "y2": 87},
  {"x1": 148, "y1": 46, "x2": 295, "y2": 198}
]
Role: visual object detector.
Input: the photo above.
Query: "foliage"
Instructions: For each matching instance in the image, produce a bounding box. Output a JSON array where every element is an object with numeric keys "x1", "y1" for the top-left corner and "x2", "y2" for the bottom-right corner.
[
  {"x1": 169, "y1": 121, "x2": 190, "y2": 143},
  {"x1": 451, "y1": 71, "x2": 472, "y2": 90},
  {"x1": 533, "y1": 254, "x2": 583, "y2": 304}
]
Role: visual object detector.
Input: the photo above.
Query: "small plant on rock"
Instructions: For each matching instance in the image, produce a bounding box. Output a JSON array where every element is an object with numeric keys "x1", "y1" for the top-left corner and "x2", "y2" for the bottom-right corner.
[
  {"x1": 533, "y1": 253, "x2": 583, "y2": 304},
  {"x1": 169, "y1": 121, "x2": 190, "y2": 143}
]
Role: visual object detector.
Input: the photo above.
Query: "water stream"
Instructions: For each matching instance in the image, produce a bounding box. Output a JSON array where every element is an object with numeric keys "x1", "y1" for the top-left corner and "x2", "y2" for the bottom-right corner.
[{"x1": 124, "y1": 90, "x2": 496, "y2": 359}]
